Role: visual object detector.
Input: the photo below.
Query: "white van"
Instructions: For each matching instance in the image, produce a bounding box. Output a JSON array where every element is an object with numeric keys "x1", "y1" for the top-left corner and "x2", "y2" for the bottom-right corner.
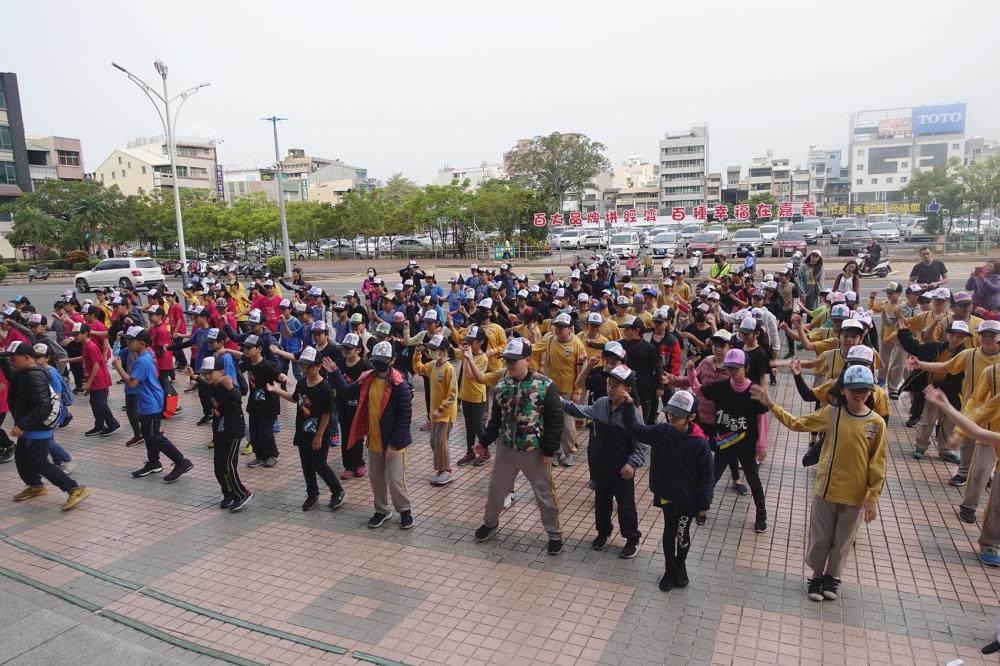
[{"x1": 608, "y1": 231, "x2": 641, "y2": 258}]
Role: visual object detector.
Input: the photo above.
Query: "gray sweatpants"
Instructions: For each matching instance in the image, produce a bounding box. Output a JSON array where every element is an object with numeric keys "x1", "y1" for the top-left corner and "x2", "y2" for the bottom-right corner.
[
  {"x1": 980, "y1": 465, "x2": 1000, "y2": 549},
  {"x1": 560, "y1": 392, "x2": 578, "y2": 455},
  {"x1": 961, "y1": 441, "x2": 997, "y2": 512},
  {"x1": 482, "y1": 445, "x2": 561, "y2": 539},
  {"x1": 368, "y1": 448, "x2": 411, "y2": 514},
  {"x1": 805, "y1": 495, "x2": 864, "y2": 578},
  {"x1": 916, "y1": 399, "x2": 954, "y2": 454}
]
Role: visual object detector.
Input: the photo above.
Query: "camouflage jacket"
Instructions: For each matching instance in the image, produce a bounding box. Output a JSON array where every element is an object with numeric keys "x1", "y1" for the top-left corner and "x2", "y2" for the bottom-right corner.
[{"x1": 482, "y1": 371, "x2": 563, "y2": 456}]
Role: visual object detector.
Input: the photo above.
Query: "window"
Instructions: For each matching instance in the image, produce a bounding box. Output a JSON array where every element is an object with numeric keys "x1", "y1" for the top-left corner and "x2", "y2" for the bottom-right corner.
[
  {"x1": 857, "y1": 149, "x2": 864, "y2": 156},
  {"x1": 118, "y1": 156, "x2": 122, "y2": 165},
  {"x1": 127, "y1": 161, "x2": 131, "y2": 169},
  {"x1": 121, "y1": 169, "x2": 125, "y2": 177},
  {"x1": 901, "y1": 161, "x2": 908, "y2": 169},
  {"x1": 901, "y1": 177, "x2": 908, "y2": 183},
  {"x1": 57, "y1": 150, "x2": 80, "y2": 166},
  {"x1": 141, "y1": 165, "x2": 146, "y2": 174},
  {"x1": 0, "y1": 161, "x2": 15, "y2": 184},
  {"x1": 856, "y1": 164, "x2": 864, "y2": 171},
  {"x1": 99, "y1": 173, "x2": 104, "y2": 183},
  {"x1": 952, "y1": 144, "x2": 960, "y2": 150},
  {"x1": 856, "y1": 178, "x2": 863, "y2": 185},
  {"x1": 0, "y1": 91, "x2": 6, "y2": 110},
  {"x1": 886, "y1": 177, "x2": 893, "y2": 184},
  {"x1": 111, "y1": 171, "x2": 116, "y2": 180},
  {"x1": 0, "y1": 125, "x2": 10, "y2": 150},
  {"x1": 189, "y1": 166, "x2": 208, "y2": 177},
  {"x1": 175, "y1": 165, "x2": 188, "y2": 177},
  {"x1": 871, "y1": 178, "x2": 878, "y2": 184}
]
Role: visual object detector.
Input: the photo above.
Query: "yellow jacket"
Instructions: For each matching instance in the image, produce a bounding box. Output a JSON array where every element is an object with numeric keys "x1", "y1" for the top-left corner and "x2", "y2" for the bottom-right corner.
[
  {"x1": 770, "y1": 403, "x2": 886, "y2": 507},
  {"x1": 411, "y1": 354, "x2": 458, "y2": 422}
]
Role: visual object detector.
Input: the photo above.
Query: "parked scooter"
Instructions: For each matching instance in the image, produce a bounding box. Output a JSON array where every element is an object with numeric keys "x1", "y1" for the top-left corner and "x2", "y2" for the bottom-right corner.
[
  {"x1": 26, "y1": 265, "x2": 49, "y2": 282},
  {"x1": 856, "y1": 250, "x2": 892, "y2": 278},
  {"x1": 688, "y1": 251, "x2": 703, "y2": 278},
  {"x1": 660, "y1": 258, "x2": 674, "y2": 279}
]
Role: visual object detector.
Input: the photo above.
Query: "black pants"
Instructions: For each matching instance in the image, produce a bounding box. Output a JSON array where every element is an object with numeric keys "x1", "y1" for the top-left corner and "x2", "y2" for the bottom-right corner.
[
  {"x1": 15, "y1": 437, "x2": 77, "y2": 492},
  {"x1": 640, "y1": 400, "x2": 657, "y2": 425},
  {"x1": 713, "y1": 443, "x2": 766, "y2": 518},
  {"x1": 248, "y1": 414, "x2": 278, "y2": 461},
  {"x1": 298, "y1": 441, "x2": 343, "y2": 498},
  {"x1": 423, "y1": 376, "x2": 431, "y2": 418},
  {"x1": 125, "y1": 394, "x2": 141, "y2": 438},
  {"x1": 909, "y1": 390, "x2": 925, "y2": 420},
  {"x1": 593, "y1": 471, "x2": 640, "y2": 540},
  {"x1": 461, "y1": 400, "x2": 487, "y2": 454},
  {"x1": 701, "y1": 423, "x2": 740, "y2": 481},
  {"x1": 89, "y1": 388, "x2": 118, "y2": 430},
  {"x1": 214, "y1": 433, "x2": 249, "y2": 501},
  {"x1": 172, "y1": 337, "x2": 188, "y2": 370},
  {"x1": 661, "y1": 508, "x2": 694, "y2": 576},
  {"x1": 140, "y1": 413, "x2": 185, "y2": 466},
  {"x1": 198, "y1": 382, "x2": 212, "y2": 418},
  {"x1": 157, "y1": 370, "x2": 174, "y2": 411},
  {"x1": 338, "y1": 405, "x2": 365, "y2": 472}
]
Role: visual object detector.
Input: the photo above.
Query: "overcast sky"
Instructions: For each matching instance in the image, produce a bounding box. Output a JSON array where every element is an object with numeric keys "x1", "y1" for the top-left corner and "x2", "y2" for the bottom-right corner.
[{"x1": 7, "y1": 0, "x2": 1000, "y2": 186}]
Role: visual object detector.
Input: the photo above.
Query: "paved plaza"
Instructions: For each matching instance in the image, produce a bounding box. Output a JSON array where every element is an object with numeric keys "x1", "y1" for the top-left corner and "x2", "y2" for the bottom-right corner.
[{"x1": 0, "y1": 368, "x2": 998, "y2": 666}]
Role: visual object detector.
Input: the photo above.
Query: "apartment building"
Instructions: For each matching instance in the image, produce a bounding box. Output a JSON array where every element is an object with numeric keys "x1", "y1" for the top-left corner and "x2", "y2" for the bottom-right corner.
[
  {"x1": 93, "y1": 135, "x2": 220, "y2": 196},
  {"x1": 659, "y1": 125, "x2": 708, "y2": 213}
]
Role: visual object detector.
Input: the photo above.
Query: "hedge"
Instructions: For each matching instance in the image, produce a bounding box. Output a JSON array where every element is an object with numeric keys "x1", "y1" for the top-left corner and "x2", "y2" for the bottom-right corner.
[
  {"x1": 266, "y1": 255, "x2": 287, "y2": 276},
  {"x1": 0, "y1": 265, "x2": 8, "y2": 282}
]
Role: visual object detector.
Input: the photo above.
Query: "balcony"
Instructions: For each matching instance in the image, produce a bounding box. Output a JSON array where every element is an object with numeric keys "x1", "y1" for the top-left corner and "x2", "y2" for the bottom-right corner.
[{"x1": 28, "y1": 164, "x2": 58, "y2": 181}]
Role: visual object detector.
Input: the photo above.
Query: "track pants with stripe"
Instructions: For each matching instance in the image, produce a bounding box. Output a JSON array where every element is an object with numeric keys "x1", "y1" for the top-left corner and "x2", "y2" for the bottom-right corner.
[{"x1": 213, "y1": 433, "x2": 249, "y2": 502}]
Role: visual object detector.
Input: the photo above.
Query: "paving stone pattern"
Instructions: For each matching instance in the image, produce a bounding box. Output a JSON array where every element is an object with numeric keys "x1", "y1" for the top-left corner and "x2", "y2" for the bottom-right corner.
[{"x1": 0, "y1": 369, "x2": 997, "y2": 665}]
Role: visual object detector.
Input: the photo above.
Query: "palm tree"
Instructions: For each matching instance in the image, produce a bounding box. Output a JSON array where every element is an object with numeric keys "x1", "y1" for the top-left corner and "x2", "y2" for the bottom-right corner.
[
  {"x1": 68, "y1": 193, "x2": 116, "y2": 254},
  {"x1": 9, "y1": 207, "x2": 59, "y2": 260}
]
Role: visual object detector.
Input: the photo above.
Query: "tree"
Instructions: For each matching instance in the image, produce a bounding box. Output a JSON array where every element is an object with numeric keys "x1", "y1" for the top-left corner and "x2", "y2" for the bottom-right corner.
[
  {"x1": 404, "y1": 184, "x2": 470, "y2": 252},
  {"x1": 8, "y1": 207, "x2": 60, "y2": 259},
  {"x1": 505, "y1": 132, "x2": 611, "y2": 212},
  {"x1": 955, "y1": 155, "x2": 1000, "y2": 224},
  {"x1": 902, "y1": 162, "x2": 964, "y2": 234},
  {"x1": 467, "y1": 180, "x2": 543, "y2": 242},
  {"x1": 68, "y1": 191, "x2": 121, "y2": 253},
  {"x1": 381, "y1": 173, "x2": 420, "y2": 205}
]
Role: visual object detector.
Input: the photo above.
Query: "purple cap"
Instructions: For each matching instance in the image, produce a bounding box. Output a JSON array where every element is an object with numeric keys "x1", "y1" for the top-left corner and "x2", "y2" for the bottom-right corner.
[{"x1": 723, "y1": 349, "x2": 747, "y2": 367}]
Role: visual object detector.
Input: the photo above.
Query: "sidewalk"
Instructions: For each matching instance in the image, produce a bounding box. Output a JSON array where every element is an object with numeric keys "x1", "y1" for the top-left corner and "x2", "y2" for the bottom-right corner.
[{"x1": 0, "y1": 364, "x2": 997, "y2": 665}]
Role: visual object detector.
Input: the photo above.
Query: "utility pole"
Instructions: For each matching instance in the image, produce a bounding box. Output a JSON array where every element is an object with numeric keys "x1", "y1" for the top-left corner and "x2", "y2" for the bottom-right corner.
[{"x1": 263, "y1": 117, "x2": 292, "y2": 278}]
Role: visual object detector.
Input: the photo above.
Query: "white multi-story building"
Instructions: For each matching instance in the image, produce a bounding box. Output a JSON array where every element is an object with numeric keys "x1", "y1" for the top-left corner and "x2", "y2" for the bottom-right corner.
[
  {"x1": 93, "y1": 135, "x2": 220, "y2": 197},
  {"x1": 965, "y1": 137, "x2": 999, "y2": 165},
  {"x1": 612, "y1": 155, "x2": 658, "y2": 189},
  {"x1": 437, "y1": 161, "x2": 504, "y2": 189},
  {"x1": 659, "y1": 125, "x2": 708, "y2": 213},
  {"x1": 848, "y1": 104, "x2": 966, "y2": 204},
  {"x1": 222, "y1": 165, "x2": 305, "y2": 203}
]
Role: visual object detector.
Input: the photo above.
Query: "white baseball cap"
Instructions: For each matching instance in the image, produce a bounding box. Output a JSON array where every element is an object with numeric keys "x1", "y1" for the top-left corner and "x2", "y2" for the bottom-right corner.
[
  {"x1": 846, "y1": 345, "x2": 875, "y2": 365},
  {"x1": 587, "y1": 312, "x2": 602, "y2": 325},
  {"x1": 553, "y1": 313, "x2": 573, "y2": 327},
  {"x1": 665, "y1": 390, "x2": 696, "y2": 417}
]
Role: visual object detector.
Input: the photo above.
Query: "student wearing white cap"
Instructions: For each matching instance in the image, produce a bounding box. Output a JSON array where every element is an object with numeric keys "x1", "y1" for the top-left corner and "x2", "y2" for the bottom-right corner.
[
  {"x1": 542, "y1": 313, "x2": 588, "y2": 465},
  {"x1": 412, "y1": 334, "x2": 458, "y2": 485},
  {"x1": 751, "y1": 365, "x2": 885, "y2": 603},
  {"x1": 866, "y1": 282, "x2": 906, "y2": 396}
]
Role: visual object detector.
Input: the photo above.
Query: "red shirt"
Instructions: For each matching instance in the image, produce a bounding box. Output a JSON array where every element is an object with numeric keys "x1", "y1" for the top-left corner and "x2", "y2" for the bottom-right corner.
[
  {"x1": 150, "y1": 323, "x2": 174, "y2": 372},
  {"x1": 87, "y1": 319, "x2": 111, "y2": 359},
  {"x1": 83, "y1": 339, "x2": 111, "y2": 390},
  {"x1": 252, "y1": 295, "x2": 282, "y2": 333},
  {"x1": 167, "y1": 302, "x2": 186, "y2": 336}
]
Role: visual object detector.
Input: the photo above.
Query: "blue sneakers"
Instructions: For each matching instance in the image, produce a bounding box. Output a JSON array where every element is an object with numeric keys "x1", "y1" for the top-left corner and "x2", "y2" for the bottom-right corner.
[{"x1": 980, "y1": 547, "x2": 1000, "y2": 568}]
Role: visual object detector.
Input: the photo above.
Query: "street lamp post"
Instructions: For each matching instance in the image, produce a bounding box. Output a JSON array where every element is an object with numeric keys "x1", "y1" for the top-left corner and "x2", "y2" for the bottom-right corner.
[
  {"x1": 263, "y1": 116, "x2": 293, "y2": 278},
  {"x1": 111, "y1": 60, "x2": 209, "y2": 288}
]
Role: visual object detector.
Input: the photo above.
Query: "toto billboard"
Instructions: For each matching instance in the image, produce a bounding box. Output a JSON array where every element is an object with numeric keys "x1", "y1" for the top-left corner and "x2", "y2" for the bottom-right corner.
[{"x1": 912, "y1": 103, "x2": 966, "y2": 136}]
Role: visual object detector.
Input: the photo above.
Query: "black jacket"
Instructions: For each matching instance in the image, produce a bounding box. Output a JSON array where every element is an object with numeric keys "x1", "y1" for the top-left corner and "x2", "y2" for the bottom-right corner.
[
  {"x1": 4, "y1": 362, "x2": 56, "y2": 435},
  {"x1": 897, "y1": 329, "x2": 963, "y2": 398},
  {"x1": 624, "y1": 407, "x2": 713, "y2": 512}
]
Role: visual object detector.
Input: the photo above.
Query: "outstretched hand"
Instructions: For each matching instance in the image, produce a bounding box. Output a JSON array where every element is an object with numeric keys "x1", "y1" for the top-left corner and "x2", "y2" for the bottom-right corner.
[{"x1": 749, "y1": 383, "x2": 771, "y2": 407}]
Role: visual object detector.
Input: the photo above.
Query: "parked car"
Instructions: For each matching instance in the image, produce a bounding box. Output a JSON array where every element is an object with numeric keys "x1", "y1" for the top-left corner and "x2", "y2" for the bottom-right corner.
[
  {"x1": 687, "y1": 233, "x2": 720, "y2": 258},
  {"x1": 731, "y1": 228, "x2": 764, "y2": 257},
  {"x1": 650, "y1": 232, "x2": 682, "y2": 257},
  {"x1": 821, "y1": 218, "x2": 836, "y2": 236},
  {"x1": 837, "y1": 228, "x2": 875, "y2": 256},
  {"x1": 771, "y1": 231, "x2": 808, "y2": 257},
  {"x1": 679, "y1": 224, "x2": 703, "y2": 242},
  {"x1": 790, "y1": 220, "x2": 822, "y2": 244},
  {"x1": 870, "y1": 222, "x2": 901, "y2": 243},
  {"x1": 554, "y1": 228, "x2": 586, "y2": 249},
  {"x1": 75, "y1": 257, "x2": 165, "y2": 292},
  {"x1": 759, "y1": 224, "x2": 779, "y2": 245},
  {"x1": 608, "y1": 231, "x2": 642, "y2": 258},
  {"x1": 830, "y1": 218, "x2": 861, "y2": 244},
  {"x1": 581, "y1": 227, "x2": 606, "y2": 249},
  {"x1": 707, "y1": 224, "x2": 729, "y2": 241},
  {"x1": 904, "y1": 219, "x2": 935, "y2": 243},
  {"x1": 320, "y1": 239, "x2": 364, "y2": 259}
]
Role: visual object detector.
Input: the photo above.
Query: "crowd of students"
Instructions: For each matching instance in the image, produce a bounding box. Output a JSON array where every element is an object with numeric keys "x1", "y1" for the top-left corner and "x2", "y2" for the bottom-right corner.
[{"x1": 1, "y1": 246, "x2": 998, "y2": 611}]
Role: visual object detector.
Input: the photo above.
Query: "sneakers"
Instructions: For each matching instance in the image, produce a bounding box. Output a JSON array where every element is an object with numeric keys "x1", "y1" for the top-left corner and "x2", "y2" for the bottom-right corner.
[
  {"x1": 340, "y1": 469, "x2": 355, "y2": 479},
  {"x1": 983, "y1": 640, "x2": 1000, "y2": 655},
  {"x1": 431, "y1": 470, "x2": 453, "y2": 486},
  {"x1": 59, "y1": 460, "x2": 76, "y2": 475},
  {"x1": 560, "y1": 453, "x2": 577, "y2": 467},
  {"x1": 206, "y1": 442, "x2": 214, "y2": 449},
  {"x1": 302, "y1": 495, "x2": 318, "y2": 511},
  {"x1": 456, "y1": 451, "x2": 477, "y2": 466},
  {"x1": 674, "y1": 561, "x2": 689, "y2": 587},
  {"x1": 888, "y1": 391, "x2": 900, "y2": 400},
  {"x1": 420, "y1": 420, "x2": 432, "y2": 432},
  {"x1": 547, "y1": 538, "x2": 563, "y2": 555},
  {"x1": 246, "y1": 458, "x2": 266, "y2": 468},
  {"x1": 196, "y1": 415, "x2": 212, "y2": 426},
  {"x1": 354, "y1": 465, "x2": 366, "y2": 478},
  {"x1": 939, "y1": 450, "x2": 961, "y2": 464},
  {"x1": 230, "y1": 493, "x2": 253, "y2": 513},
  {"x1": 131, "y1": 461, "x2": 163, "y2": 478},
  {"x1": 163, "y1": 459, "x2": 193, "y2": 483},
  {"x1": 807, "y1": 576, "x2": 825, "y2": 601},
  {"x1": 658, "y1": 572, "x2": 674, "y2": 592},
  {"x1": 980, "y1": 547, "x2": 1000, "y2": 568},
  {"x1": 949, "y1": 473, "x2": 967, "y2": 487},
  {"x1": 769, "y1": 376, "x2": 778, "y2": 386},
  {"x1": 399, "y1": 510, "x2": 414, "y2": 530},
  {"x1": 263, "y1": 457, "x2": 278, "y2": 468},
  {"x1": 99, "y1": 423, "x2": 121, "y2": 437},
  {"x1": 473, "y1": 451, "x2": 491, "y2": 466},
  {"x1": 14, "y1": 485, "x2": 47, "y2": 502},
  {"x1": 822, "y1": 574, "x2": 841, "y2": 600},
  {"x1": 958, "y1": 506, "x2": 977, "y2": 524},
  {"x1": 754, "y1": 513, "x2": 768, "y2": 533},
  {"x1": 329, "y1": 491, "x2": 346, "y2": 510},
  {"x1": 84, "y1": 426, "x2": 103, "y2": 437},
  {"x1": 474, "y1": 524, "x2": 498, "y2": 542},
  {"x1": 61, "y1": 486, "x2": 91, "y2": 511},
  {"x1": 503, "y1": 492, "x2": 515, "y2": 510},
  {"x1": 220, "y1": 497, "x2": 235, "y2": 509},
  {"x1": 0, "y1": 448, "x2": 12, "y2": 464},
  {"x1": 905, "y1": 416, "x2": 921, "y2": 428},
  {"x1": 732, "y1": 482, "x2": 748, "y2": 496},
  {"x1": 696, "y1": 514, "x2": 707, "y2": 525},
  {"x1": 912, "y1": 448, "x2": 926, "y2": 460},
  {"x1": 587, "y1": 479, "x2": 595, "y2": 490},
  {"x1": 241, "y1": 442, "x2": 253, "y2": 455},
  {"x1": 59, "y1": 412, "x2": 73, "y2": 428},
  {"x1": 620, "y1": 539, "x2": 639, "y2": 560},
  {"x1": 592, "y1": 534, "x2": 610, "y2": 551},
  {"x1": 125, "y1": 436, "x2": 144, "y2": 448},
  {"x1": 367, "y1": 512, "x2": 391, "y2": 528}
]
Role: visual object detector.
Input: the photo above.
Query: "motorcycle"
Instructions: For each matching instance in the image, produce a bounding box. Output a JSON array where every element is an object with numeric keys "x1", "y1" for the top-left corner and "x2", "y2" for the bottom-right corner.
[
  {"x1": 26, "y1": 265, "x2": 49, "y2": 282},
  {"x1": 856, "y1": 250, "x2": 892, "y2": 278},
  {"x1": 660, "y1": 258, "x2": 674, "y2": 279},
  {"x1": 688, "y1": 251, "x2": 703, "y2": 278}
]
